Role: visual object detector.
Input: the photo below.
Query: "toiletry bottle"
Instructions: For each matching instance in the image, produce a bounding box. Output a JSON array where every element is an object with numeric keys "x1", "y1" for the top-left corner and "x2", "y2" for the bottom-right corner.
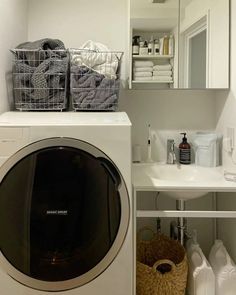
[
  {"x1": 139, "y1": 37, "x2": 144, "y2": 55},
  {"x1": 132, "y1": 36, "x2": 140, "y2": 55},
  {"x1": 148, "y1": 36, "x2": 154, "y2": 55},
  {"x1": 163, "y1": 34, "x2": 169, "y2": 55},
  {"x1": 179, "y1": 132, "x2": 191, "y2": 164},
  {"x1": 168, "y1": 34, "x2": 174, "y2": 56},
  {"x1": 154, "y1": 38, "x2": 160, "y2": 55},
  {"x1": 143, "y1": 41, "x2": 148, "y2": 55},
  {"x1": 159, "y1": 37, "x2": 164, "y2": 55}
]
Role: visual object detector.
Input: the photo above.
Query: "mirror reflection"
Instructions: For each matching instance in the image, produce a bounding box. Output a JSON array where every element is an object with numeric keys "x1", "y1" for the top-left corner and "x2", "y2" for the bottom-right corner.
[
  {"x1": 179, "y1": 0, "x2": 229, "y2": 89},
  {"x1": 129, "y1": 0, "x2": 229, "y2": 89}
]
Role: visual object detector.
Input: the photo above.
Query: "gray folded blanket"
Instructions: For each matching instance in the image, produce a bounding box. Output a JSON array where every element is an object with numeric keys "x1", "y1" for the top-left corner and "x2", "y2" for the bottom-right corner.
[
  {"x1": 70, "y1": 65, "x2": 119, "y2": 110},
  {"x1": 12, "y1": 38, "x2": 68, "y2": 110}
]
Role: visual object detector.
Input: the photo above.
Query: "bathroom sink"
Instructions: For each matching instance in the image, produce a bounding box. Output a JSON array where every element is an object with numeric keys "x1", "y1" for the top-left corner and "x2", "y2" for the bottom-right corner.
[
  {"x1": 146, "y1": 164, "x2": 222, "y2": 182},
  {"x1": 132, "y1": 163, "x2": 224, "y2": 200}
]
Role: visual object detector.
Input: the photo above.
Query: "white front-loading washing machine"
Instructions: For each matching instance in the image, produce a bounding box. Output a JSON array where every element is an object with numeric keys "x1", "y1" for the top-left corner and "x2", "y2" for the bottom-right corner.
[{"x1": 0, "y1": 112, "x2": 132, "y2": 295}]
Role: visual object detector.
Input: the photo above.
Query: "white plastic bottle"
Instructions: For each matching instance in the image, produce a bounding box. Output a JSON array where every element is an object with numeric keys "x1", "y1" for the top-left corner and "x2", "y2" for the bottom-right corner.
[
  {"x1": 209, "y1": 240, "x2": 236, "y2": 295},
  {"x1": 148, "y1": 36, "x2": 154, "y2": 55},
  {"x1": 187, "y1": 241, "x2": 215, "y2": 295},
  {"x1": 168, "y1": 34, "x2": 174, "y2": 56}
]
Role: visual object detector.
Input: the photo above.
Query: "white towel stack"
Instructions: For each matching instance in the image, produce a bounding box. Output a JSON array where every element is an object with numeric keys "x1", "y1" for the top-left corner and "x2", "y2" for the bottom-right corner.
[
  {"x1": 152, "y1": 63, "x2": 173, "y2": 82},
  {"x1": 133, "y1": 61, "x2": 154, "y2": 81}
]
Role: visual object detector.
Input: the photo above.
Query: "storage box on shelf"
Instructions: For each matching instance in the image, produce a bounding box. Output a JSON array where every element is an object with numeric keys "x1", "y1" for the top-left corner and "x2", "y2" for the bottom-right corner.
[
  {"x1": 11, "y1": 49, "x2": 69, "y2": 111},
  {"x1": 69, "y1": 49, "x2": 123, "y2": 111}
]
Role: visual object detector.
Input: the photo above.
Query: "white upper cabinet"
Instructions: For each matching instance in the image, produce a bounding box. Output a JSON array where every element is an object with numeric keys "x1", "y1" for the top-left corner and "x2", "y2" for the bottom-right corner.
[{"x1": 129, "y1": 0, "x2": 230, "y2": 89}]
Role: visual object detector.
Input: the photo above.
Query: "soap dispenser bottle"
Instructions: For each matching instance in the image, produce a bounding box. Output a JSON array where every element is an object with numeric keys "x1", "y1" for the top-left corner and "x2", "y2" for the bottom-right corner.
[{"x1": 179, "y1": 132, "x2": 191, "y2": 164}]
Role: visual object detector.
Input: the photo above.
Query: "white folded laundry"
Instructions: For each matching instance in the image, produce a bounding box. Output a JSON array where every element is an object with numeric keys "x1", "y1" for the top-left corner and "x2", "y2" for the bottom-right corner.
[
  {"x1": 134, "y1": 61, "x2": 154, "y2": 68},
  {"x1": 152, "y1": 76, "x2": 173, "y2": 82},
  {"x1": 71, "y1": 40, "x2": 119, "y2": 79},
  {"x1": 134, "y1": 67, "x2": 153, "y2": 72},
  {"x1": 134, "y1": 72, "x2": 152, "y2": 77},
  {"x1": 153, "y1": 70, "x2": 172, "y2": 76},
  {"x1": 134, "y1": 77, "x2": 152, "y2": 81},
  {"x1": 153, "y1": 64, "x2": 172, "y2": 71}
]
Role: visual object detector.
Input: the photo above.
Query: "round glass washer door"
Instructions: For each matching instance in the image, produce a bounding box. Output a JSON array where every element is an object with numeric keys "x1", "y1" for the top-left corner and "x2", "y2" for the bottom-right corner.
[{"x1": 0, "y1": 137, "x2": 129, "y2": 291}]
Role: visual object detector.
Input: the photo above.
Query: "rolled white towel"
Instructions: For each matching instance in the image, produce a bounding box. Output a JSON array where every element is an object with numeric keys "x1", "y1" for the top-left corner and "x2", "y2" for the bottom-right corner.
[
  {"x1": 134, "y1": 72, "x2": 152, "y2": 77},
  {"x1": 134, "y1": 77, "x2": 152, "y2": 81},
  {"x1": 134, "y1": 66, "x2": 153, "y2": 72},
  {"x1": 134, "y1": 61, "x2": 154, "y2": 68},
  {"x1": 153, "y1": 70, "x2": 172, "y2": 76},
  {"x1": 152, "y1": 76, "x2": 173, "y2": 82},
  {"x1": 153, "y1": 64, "x2": 172, "y2": 71}
]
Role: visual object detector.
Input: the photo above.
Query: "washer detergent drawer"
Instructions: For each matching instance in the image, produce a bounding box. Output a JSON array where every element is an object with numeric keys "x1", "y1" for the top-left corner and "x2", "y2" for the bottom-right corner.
[{"x1": 0, "y1": 127, "x2": 29, "y2": 157}]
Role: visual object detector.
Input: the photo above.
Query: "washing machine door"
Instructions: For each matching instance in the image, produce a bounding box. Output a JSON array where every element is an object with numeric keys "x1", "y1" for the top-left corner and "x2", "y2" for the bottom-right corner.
[{"x1": 0, "y1": 138, "x2": 129, "y2": 291}]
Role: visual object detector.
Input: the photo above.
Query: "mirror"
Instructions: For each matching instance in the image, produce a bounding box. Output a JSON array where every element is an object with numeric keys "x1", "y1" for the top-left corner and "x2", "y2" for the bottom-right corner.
[
  {"x1": 179, "y1": 0, "x2": 229, "y2": 88},
  {"x1": 129, "y1": 0, "x2": 229, "y2": 89}
]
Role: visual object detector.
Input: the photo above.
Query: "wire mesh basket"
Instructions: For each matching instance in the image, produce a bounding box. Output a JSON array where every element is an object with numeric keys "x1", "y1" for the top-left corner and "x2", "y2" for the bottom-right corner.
[
  {"x1": 69, "y1": 49, "x2": 123, "y2": 111},
  {"x1": 11, "y1": 49, "x2": 69, "y2": 111}
]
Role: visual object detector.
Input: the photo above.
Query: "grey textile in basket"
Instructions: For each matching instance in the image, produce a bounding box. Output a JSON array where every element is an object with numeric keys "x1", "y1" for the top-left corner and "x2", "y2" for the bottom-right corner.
[
  {"x1": 71, "y1": 65, "x2": 119, "y2": 110},
  {"x1": 16, "y1": 38, "x2": 66, "y2": 66},
  {"x1": 13, "y1": 38, "x2": 68, "y2": 109}
]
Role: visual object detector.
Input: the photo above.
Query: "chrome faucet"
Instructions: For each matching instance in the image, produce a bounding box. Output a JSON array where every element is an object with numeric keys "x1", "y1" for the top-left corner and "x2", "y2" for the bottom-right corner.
[{"x1": 167, "y1": 139, "x2": 177, "y2": 164}]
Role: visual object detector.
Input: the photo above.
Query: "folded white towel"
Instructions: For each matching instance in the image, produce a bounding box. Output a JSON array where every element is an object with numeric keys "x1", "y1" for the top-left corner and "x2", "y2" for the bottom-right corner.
[
  {"x1": 134, "y1": 61, "x2": 154, "y2": 68},
  {"x1": 153, "y1": 70, "x2": 172, "y2": 76},
  {"x1": 134, "y1": 77, "x2": 152, "y2": 81},
  {"x1": 152, "y1": 76, "x2": 173, "y2": 82},
  {"x1": 153, "y1": 64, "x2": 172, "y2": 71},
  {"x1": 134, "y1": 72, "x2": 152, "y2": 77},
  {"x1": 134, "y1": 67, "x2": 153, "y2": 72}
]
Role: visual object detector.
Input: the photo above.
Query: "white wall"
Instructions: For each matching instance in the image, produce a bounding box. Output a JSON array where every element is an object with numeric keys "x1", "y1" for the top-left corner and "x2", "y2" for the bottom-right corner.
[
  {"x1": 120, "y1": 90, "x2": 216, "y2": 162},
  {"x1": 0, "y1": 0, "x2": 28, "y2": 113},
  {"x1": 28, "y1": 0, "x2": 128, "y2": 51},
  {"x1": 215, "y1": 1, "x2": 236, "y2": 261}
]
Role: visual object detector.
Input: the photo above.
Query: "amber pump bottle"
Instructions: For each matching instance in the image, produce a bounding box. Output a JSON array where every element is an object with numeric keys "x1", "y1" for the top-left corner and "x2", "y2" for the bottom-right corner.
[{"x1": 179, "y1": 132, "x2": 191, "y2": 164}]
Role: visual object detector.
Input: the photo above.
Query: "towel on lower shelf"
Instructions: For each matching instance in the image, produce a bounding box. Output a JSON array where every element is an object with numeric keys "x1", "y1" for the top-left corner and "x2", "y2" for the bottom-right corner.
[
  {"x1": 134, "y1": 67, "x2": 153, "y2": 72},
  {"x1": 134, "y1": 61, "x2": 154, "y2": 68},
  {"x1": 134, "y1": 72, "x2": 152, "y2": 78},
  {"x1": 152, "y1": 76, "x2": 172, "y2": 82},
  {"x1": 134, "y1": 77, "x2": 152, "y2": 81},
  {"x1": 153, "y1": 70, "x2": 172, "y2": 76},
  {"x1": 153, "y1": 64, "x2": 172, "y2": 71}
]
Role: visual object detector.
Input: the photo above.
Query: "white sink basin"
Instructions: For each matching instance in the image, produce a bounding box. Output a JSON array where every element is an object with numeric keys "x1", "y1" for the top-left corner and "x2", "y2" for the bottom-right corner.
[
  {"x1": 133, "y1": 163, "x2": 224, "y2": 200},
  {"x1": 147, "y1": 164, "x2": 222, "y2": 182}
]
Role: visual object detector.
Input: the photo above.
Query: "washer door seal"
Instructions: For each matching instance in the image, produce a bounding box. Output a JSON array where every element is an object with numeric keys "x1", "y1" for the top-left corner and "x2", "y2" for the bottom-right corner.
[{"x1": 0, "y1": 137, "x2": 130, "y2": 291}]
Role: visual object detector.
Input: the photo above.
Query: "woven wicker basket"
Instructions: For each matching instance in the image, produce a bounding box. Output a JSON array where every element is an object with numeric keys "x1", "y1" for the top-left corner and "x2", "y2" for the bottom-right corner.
[{"x1": 136, "y1": 227, "x2": 188, "y2": 295}]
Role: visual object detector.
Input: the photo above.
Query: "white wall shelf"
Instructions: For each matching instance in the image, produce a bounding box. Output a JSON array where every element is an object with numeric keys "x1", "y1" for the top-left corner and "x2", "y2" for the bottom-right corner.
[
  {"x1": 137, "y1": 210, "x2": 236, "y2": 218},
  {"x1": 132, "y1": 80, "x2": 173, "y2": 84},
  {"x1": 132, "y1": 55, "x2": 174, "y2": 59}
]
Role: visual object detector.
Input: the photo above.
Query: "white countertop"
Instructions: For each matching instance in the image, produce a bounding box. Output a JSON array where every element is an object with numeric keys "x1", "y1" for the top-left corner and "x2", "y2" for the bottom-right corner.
[
  {"x1": 132, "y1": 163, "x2": 236, "y2": 192},
  {"x1": 0, "y1": 112, "x2": 132, "y2": 126}
]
